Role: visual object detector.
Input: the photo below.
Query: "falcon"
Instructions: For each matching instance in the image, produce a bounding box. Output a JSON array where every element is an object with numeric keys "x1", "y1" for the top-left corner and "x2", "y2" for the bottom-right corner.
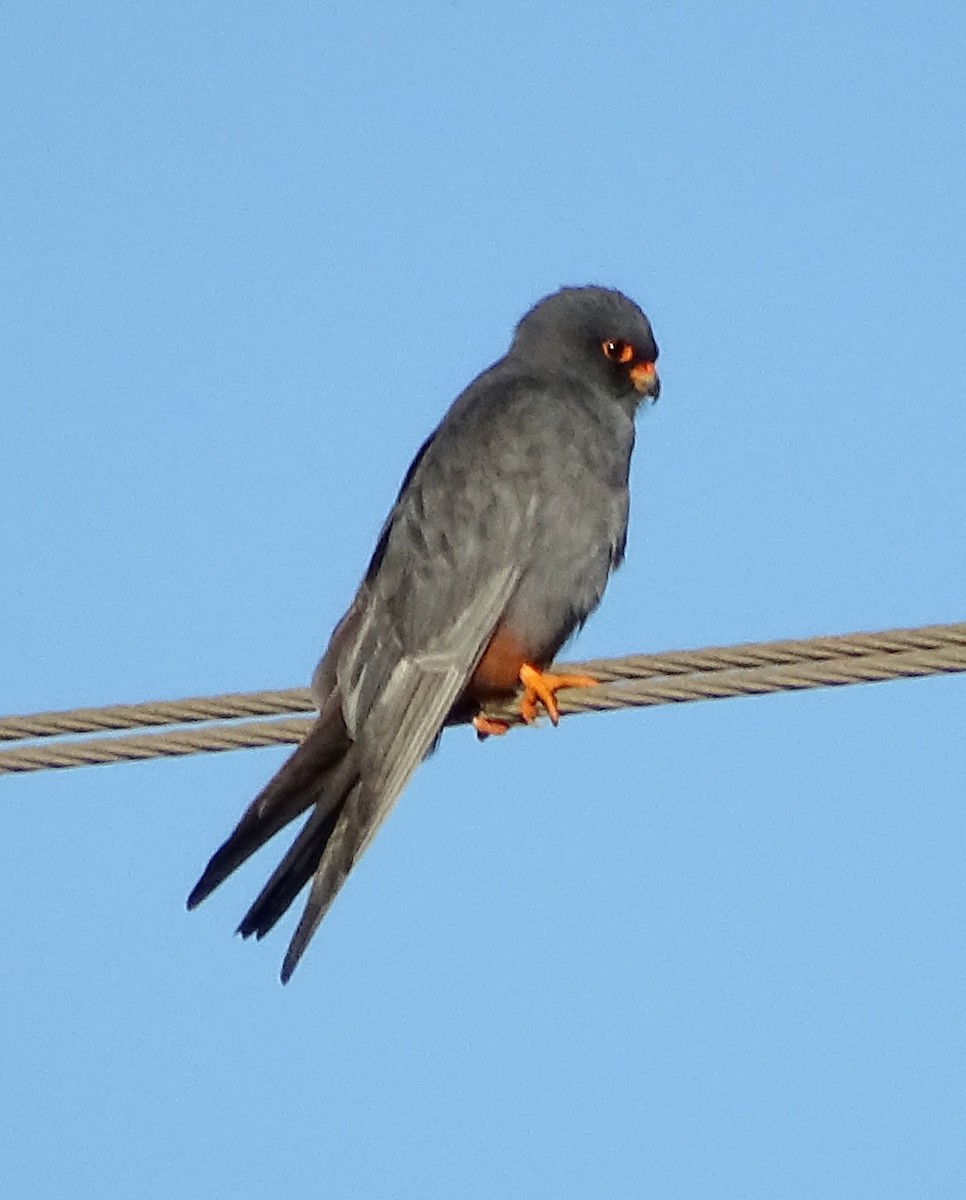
[{"x1": 188, "y1": 286, "x2": 660, "y2": 981}]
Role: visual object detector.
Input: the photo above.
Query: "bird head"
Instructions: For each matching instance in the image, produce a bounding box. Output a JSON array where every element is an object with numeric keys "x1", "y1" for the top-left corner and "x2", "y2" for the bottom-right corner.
[{"x1": 510, "y1": 286, "x2": 660, "y2": 409}]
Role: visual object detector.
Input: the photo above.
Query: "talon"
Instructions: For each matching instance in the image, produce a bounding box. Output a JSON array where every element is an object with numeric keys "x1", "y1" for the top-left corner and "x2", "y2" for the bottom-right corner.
[
  {"x1": 518, "y1": 663, "x2": 598, "y2": 727},
  {"x1": 473, "y1": 713, "x2": 511, "y2": 740}
]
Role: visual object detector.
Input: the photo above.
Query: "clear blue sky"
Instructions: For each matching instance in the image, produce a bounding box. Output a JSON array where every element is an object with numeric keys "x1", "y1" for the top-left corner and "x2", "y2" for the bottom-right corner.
[{"x1": 3, "y1": 2, "x2": 965, "y2": 1196}]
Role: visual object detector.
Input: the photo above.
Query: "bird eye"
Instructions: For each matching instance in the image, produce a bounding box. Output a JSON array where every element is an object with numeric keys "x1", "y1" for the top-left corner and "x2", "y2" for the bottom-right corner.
[{"x1": 602, "y1": 339, "x2": 634, "y2": 364}]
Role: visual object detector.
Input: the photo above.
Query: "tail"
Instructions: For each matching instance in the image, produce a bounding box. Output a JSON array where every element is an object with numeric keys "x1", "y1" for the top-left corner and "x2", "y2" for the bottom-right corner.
[
  {"x1": 235, "y1": 752, "x2": 361, "y2": 981},
  {"x1": 186, "y1": 704, "x2": 352, "y2": 914}
]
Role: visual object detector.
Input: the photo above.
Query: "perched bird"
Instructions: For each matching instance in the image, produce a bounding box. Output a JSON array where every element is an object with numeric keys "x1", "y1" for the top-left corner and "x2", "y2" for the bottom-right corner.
[{"x1": 188, "y1": 285, "x2": 660, "y2": 981}]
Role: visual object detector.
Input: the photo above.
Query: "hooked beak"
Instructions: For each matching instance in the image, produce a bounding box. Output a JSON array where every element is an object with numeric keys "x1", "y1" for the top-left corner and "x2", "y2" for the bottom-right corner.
[{"x1": 629, "y1": 360, "x2": 660, "y2": 400}]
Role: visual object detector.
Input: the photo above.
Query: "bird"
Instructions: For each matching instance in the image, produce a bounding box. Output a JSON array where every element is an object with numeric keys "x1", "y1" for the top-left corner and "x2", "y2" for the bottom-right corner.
[{"x1": 187, "y1": 285, "x2": 660, "y2": 982}]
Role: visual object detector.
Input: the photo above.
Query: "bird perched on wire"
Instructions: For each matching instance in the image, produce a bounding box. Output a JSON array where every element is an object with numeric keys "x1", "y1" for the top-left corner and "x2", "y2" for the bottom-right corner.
[{"x1": 188, "y1": 285, "x2": 660, "y2": 982}]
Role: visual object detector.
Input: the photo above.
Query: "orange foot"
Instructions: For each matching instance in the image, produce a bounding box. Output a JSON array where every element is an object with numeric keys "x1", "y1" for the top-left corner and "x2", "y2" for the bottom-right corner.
[
  {"x1": 472, "y1": 713, "x2": 511, "y2": 739},
  {"x1": 518, "y1": 663, "x2": 598, "y2": 726},
  {"x1": 472, "y1": 663, "x2": 598, "y2": 738}
]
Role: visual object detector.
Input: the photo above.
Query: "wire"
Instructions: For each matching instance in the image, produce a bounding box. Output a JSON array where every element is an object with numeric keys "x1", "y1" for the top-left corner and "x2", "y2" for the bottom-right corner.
[{"x1": 2, "y1": 620, "x2": 963, "y2": 775}]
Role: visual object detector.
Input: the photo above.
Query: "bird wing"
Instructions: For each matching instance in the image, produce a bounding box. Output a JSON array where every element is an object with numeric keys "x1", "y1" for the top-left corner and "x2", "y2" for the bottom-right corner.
[
  {"x1": 191, "y1": 556, "x2": 522, "y2": 983},
  {"x1": 270, "y1": 561, "x2": 523, "y2": 981}
]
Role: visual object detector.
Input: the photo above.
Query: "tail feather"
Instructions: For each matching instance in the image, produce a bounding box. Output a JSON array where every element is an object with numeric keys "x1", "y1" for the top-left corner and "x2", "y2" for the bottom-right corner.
[
  {"x1": 236, "y1": 755, "x2": 360, "y2": 940},
  {"x1": 279, "y1": 785, "x2": 372, "y2": 982},
  {"x1": 186, "y1": 708, "x2": 349, "y2": 911}
]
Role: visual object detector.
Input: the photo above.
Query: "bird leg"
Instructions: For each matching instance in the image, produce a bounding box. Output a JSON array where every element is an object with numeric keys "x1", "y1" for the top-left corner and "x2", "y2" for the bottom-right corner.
[{"x1": 472, "y1": 662, "x2": 598, "y2": 738}]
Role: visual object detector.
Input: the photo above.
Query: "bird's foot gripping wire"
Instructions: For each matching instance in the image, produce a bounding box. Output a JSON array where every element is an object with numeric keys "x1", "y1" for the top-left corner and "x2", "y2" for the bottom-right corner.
[
  {"x1": 473, "y1": 714, "x2": 514, "y2": 738},
  {"x1": 518, "y1": 663, "x2": 598, "y2": 725},
  {"x1": 472, "y1": 663, "x2": 599, "y2": 738}
]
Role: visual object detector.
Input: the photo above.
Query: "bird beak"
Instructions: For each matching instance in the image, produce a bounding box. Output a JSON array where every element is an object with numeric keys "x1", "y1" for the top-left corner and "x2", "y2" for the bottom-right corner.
[{"x1": 630, "y1": 361, "x2": 660, "y2": 399}]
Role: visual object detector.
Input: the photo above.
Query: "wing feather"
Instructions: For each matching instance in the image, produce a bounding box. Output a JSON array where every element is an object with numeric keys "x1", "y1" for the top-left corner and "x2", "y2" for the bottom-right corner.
[{"x1": 278, "y1": 563, "x2": 521, "y2": 981}]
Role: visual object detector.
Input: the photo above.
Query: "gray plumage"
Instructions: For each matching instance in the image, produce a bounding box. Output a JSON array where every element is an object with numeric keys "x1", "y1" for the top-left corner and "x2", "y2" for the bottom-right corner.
[{"x1": 187, "y1": 285, "x2": 660, "y2": 982}]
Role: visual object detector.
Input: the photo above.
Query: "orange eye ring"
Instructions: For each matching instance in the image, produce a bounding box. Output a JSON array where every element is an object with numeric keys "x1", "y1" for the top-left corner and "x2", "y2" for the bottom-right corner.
[{"x1": 602, "y1": 339, "x2": 635, "y2": 364}]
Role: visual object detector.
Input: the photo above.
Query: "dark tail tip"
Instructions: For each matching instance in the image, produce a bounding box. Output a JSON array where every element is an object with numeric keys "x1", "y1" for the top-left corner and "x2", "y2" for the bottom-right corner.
[{"x1": 280, "y1": 936, "x2": 306, "y2": 985}]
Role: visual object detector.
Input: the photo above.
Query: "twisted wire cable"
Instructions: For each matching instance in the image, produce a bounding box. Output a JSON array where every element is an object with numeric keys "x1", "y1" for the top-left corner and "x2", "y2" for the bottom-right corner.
[{"x1": 1, "y1": 620, "x2": 963, "y2": 775}]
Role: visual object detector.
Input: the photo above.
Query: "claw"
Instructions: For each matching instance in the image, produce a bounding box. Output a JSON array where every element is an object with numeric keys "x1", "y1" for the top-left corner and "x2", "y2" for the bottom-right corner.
[
  {"x1": 518, "y1": 663, "x2": 598, "y2": 726},
  {"x1": 473, "y1": 713, "x2": 511, "y2": 740}
]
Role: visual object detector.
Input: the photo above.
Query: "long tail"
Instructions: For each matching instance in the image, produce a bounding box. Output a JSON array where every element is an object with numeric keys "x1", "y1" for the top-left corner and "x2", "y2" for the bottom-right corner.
[
  {"x1": 235, "y1": 752, "x2": 360, "y2": 943},
  {"x1": 186, "y1": 706, "x2": 351, "y2": 912}
]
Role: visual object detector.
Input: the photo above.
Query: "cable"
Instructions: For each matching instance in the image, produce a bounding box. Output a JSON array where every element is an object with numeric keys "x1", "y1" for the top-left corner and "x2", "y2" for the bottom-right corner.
[
  {"x1": 1, "y1": 620, "x2": 963, "y2": 775},
  {"x1": 0, "y1": 689, "x2": 313, "y2": 743}
]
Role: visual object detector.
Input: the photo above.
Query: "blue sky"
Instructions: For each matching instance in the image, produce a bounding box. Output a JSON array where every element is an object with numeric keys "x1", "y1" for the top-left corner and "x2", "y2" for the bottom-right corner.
[{"x1": 3, "y1": 2, "x2": 965, "y2": 1196}]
